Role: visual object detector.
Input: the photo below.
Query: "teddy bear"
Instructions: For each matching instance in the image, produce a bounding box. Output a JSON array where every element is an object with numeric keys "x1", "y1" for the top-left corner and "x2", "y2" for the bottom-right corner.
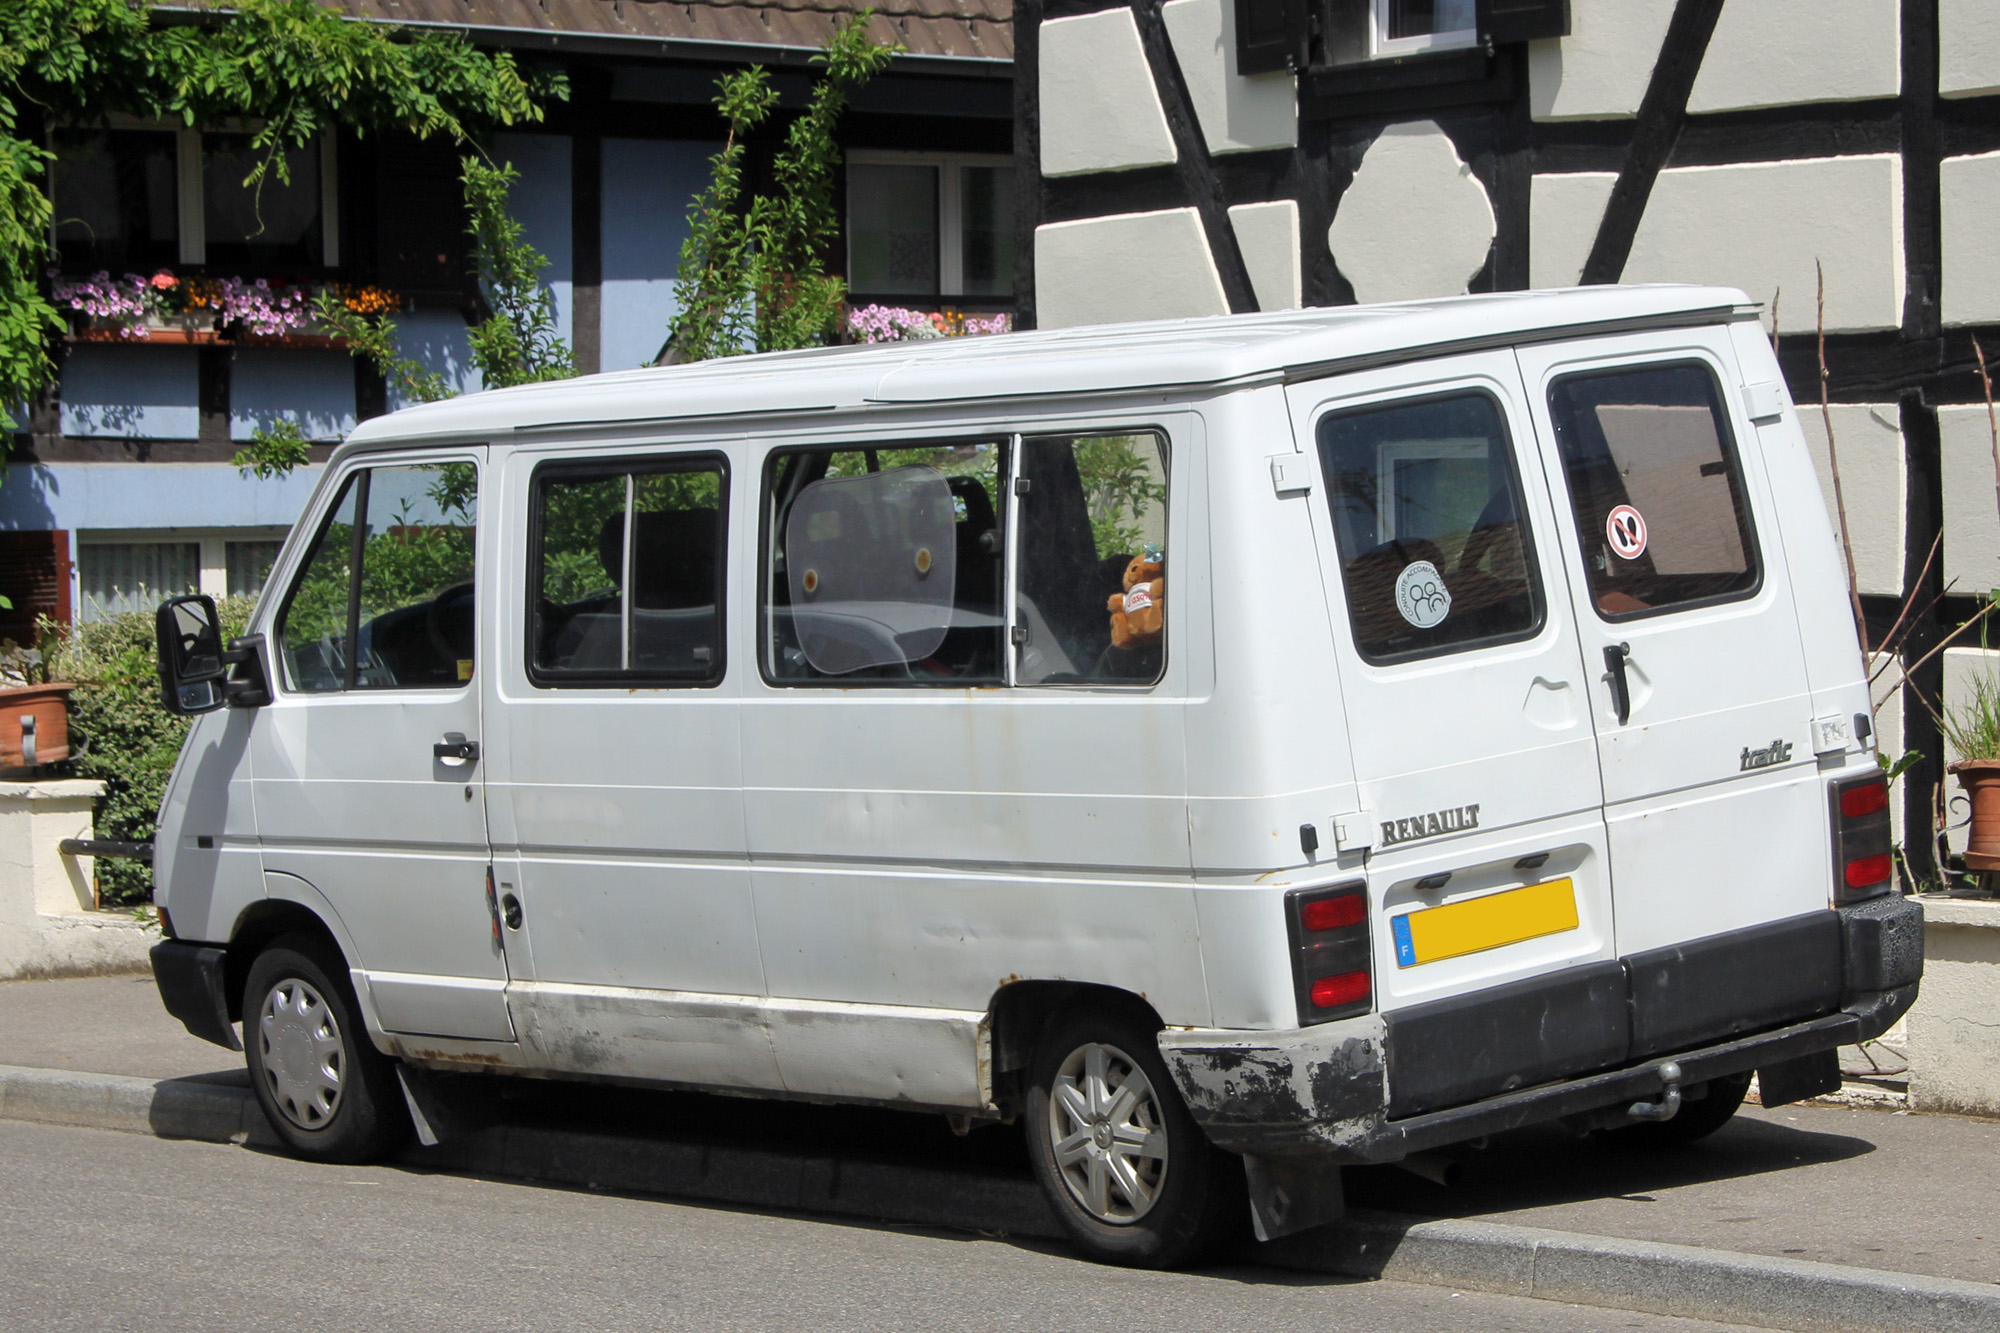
[{"x1": 1107, "y1": 548, "x2": 1165, "y2": 650}]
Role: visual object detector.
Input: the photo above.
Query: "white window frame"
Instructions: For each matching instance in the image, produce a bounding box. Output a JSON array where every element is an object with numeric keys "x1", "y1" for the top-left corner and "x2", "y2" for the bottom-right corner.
[
  {"x1": 846, "y1": 150, "x2": 1013, "y2": 300},
  {"x1": 1369, "y1": 0, "x2": 1479, "y2": 59},
  {"x1": 83, "y1": 115, "x2": 339, "y2": 269}
]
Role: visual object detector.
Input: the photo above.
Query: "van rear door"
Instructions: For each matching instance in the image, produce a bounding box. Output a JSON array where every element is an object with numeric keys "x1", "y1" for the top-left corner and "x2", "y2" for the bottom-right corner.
[
  {"x1": 1514, "y1": 331, "x2": 1839, "y2": 1058},
  {"x1": 1290, "y1": 350, "x2": 1619, "y2": 1117}
]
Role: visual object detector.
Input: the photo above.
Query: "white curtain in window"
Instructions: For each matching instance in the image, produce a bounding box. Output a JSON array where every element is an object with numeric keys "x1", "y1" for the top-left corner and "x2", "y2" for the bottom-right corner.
[{"x1": 78, "y1": 542, "x2": 200, "y2": 623}]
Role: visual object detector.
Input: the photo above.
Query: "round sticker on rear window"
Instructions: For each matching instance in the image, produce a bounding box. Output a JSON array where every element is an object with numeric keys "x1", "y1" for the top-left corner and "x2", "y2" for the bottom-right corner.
[
  {"x1": 1394, "y1": 560, "x2": 1452, "y2": 629},
  {"x1": 1606, "y1": 504, "x2": 1648, "y2": 560}
]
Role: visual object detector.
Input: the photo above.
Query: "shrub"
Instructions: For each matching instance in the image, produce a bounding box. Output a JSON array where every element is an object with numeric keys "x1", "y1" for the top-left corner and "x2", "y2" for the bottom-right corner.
[{"x1": 44, "y1": 598, "x2": 256, "y2": 905}]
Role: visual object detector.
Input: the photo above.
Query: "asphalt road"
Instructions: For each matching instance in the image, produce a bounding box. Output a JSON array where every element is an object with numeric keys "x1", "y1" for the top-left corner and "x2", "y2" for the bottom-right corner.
[{"x1": 0, "y1": 1118, "x2": 1773, "y2": 1333}]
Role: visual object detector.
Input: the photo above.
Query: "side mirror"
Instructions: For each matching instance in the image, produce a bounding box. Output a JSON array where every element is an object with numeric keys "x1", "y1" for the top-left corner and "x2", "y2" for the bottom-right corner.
[{"x1": 156, "y1": 595, "x2": 227, "y2": 715}]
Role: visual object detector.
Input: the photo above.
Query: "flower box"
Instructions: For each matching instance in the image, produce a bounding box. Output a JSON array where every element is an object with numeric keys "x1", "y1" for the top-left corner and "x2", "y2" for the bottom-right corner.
[{"x1": 0, "y1": 683, "x2": 73, "y2": 771}]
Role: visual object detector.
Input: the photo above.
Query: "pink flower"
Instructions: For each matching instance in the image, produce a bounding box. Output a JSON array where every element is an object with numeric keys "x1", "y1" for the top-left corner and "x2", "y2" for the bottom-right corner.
[{"x1": 150, "y1": 271, "x2": 176, "y2": 290}]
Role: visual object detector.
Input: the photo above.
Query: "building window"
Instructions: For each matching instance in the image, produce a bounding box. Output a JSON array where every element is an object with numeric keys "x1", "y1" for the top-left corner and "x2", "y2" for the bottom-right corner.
[
  {"x1": 1373, "y1": 0, "x2": 1477, "y2": 57},
  {"x1": 51, "y1": 128, "x2": 181, "y2": 273},
  {"x1": 226, "y1": 540, "x2": 283, "y2": 600},
  {"x1": 50, "y1": 121, "x2": 338, "y2": 273},
  {"x1": 847, "y1": 153, "x2": 1014, "y2": 304},
  {"x1": 78, "y1": 541, "x2": 201, "y2": 623}
]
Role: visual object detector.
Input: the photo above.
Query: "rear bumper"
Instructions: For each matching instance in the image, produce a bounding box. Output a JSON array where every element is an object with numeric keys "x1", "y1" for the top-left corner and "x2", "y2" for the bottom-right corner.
[{"x1": 1160, "y1": 895, "x2": 1922, "y2": 1163}]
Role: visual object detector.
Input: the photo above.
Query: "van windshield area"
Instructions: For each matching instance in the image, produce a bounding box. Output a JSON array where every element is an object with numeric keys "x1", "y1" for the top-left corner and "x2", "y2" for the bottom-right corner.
[
  {"x1": 1318, "y1": 392, "x2": 1543, "y2": 663},
  {"x1": 1545, "y1": 362, "x2": 1759, "y2": 620},
  {"x1": 276, "y1": 462, "x2": 478, "y2": 692}
]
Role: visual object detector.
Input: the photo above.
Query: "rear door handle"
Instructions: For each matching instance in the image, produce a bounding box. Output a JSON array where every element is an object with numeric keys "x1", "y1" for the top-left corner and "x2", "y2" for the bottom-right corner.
[
  {"x1": 1602, "y1": 643, "x2": 1633, "y2": 726},
  {"x1": 435, "y1": 735, "x2": 481, "y2": 763}
]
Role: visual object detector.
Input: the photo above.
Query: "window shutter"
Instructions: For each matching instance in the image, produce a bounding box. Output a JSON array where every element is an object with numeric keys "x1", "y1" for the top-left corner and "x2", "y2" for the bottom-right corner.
[
  {"x1": 1477, "y1": 0, "x2": 1570, "y2": 46},
  {"x1": 1235, "y1": 0, "x2": 1308, "y2": 76},
  {"x1": 0, "y1": 530, "x2": 72, "y2": 642}
]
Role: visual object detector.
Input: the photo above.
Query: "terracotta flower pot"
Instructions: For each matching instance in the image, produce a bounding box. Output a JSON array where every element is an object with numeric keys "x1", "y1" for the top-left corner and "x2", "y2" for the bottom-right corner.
[
  {"x1": 0, "y1": 682, "x2": 72, "y2": 771},
  {"x1": 1950, "y1": 758, "x2": 2000, "y2": 871}
]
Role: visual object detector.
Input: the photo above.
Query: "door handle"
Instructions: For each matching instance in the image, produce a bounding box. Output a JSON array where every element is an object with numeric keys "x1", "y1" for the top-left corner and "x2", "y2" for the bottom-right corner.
[
  {"x1": 1602, "y1": 642, "x2": 1633, "y2": 726},
  {"x1": 435, "y1": 734, "x2": 481, "y2": 763}
]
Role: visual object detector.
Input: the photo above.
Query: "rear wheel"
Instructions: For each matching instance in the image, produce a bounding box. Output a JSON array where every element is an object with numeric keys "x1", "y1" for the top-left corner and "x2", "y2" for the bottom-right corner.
[
  {"x1": 1603, "y1": 1071, "x2": 1752, "y2": 1149},
  {"x1": 1024, "y1": 1006, "x2": 1243, "y2": 1267},
  {"x1": 243, "y1": 935, "x2": 408, "y2": 1163}
]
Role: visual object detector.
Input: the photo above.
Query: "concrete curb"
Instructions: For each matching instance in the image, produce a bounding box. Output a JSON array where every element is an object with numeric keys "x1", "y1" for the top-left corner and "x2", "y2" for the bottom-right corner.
[{"x1": 4, "y1": 1063, "x2": 1997, "y2": 1333}]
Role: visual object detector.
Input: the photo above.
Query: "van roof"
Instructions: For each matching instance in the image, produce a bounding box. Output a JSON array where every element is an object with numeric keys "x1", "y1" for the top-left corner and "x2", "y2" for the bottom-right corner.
[{"x1": 344, "y1": 284, "x2": 1755, "y2": 451}]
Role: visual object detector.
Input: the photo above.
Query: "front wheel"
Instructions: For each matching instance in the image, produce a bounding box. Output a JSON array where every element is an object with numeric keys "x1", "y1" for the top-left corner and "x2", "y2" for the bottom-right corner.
[
  {"x1": 1024, "y1": 1006, "x2": 1244, "y2": 1268},
  {"x1": 243, "y1": 935, "x2": 408, "y2": 1163}
]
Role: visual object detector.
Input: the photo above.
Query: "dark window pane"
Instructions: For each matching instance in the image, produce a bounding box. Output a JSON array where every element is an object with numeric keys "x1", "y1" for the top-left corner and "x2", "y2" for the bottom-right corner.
[
  {"x1": 52, "y1": 129, "x2": 179, "y2": 272},
  {"x1": 959, "y1": 166, "x2": 1015, "y2": 297},
  {"x1": 203, "y1": 132, "x2": 321, "y2": 270},
  {"x1": 1386, "y1": 0, "x2": 1475, "y2": 38},
  {"x1": 1016, "y1": 433, "x2": 1169, "y2": 685},
  {"x1": 848, "y1": 164, "x2": 938, "y2": 296},
  {"x1": 1547, "y1": 363, "x2": 1760, "y2": 620},
  {"x1": 1319, "y1": 393, "x2": 1544, "y2": 663},
  {"x1": 763, "y1": 443, "x2": 1004, "y2": 684},
  {"x1": 532, "y1": 462, "x2": 727, "y2": 684}
]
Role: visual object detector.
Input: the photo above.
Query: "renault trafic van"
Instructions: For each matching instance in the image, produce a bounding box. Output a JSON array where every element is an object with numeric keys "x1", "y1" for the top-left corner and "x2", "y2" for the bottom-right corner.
[{"x1": 149, "y1": 286, "x2": 1922, "y2": 1267}]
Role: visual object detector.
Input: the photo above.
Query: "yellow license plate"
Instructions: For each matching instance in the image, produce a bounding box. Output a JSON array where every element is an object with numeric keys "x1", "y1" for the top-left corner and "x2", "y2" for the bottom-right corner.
[{"x1": 1390, "y1": 877, "x2": 1579, "y2": 968}]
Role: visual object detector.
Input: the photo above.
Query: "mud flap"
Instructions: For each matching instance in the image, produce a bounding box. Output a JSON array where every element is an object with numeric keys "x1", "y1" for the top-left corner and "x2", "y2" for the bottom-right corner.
[
  {"x1": 1242, "y1": 1153, "x2": 1345, "y2": 1242},
  {"x1": 1757, "y1": 1048, "x2": 1841, "y2": 1108}
]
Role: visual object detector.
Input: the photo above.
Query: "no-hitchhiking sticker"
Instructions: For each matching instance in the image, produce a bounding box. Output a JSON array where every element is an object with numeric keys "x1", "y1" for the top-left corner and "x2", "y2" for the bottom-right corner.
[{"x1": 1606, "y1": 504, "x2": 1648, "y2": 560}]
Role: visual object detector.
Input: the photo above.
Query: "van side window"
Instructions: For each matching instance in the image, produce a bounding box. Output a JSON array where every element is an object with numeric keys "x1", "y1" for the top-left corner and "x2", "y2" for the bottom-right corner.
[
  {"x1": 529, "y1": 457, "x2": 727, "y2": 685},
  {"x1": 1546, "y1": 362, "x2": 1759, "y2": 620},
  {"x1": 276, "y1": 462, "x2": 478, "y2": 692},
  {"x1": 762, "y1": 442, "x2": 1005, "y2": 683},
  {"x1": 1318, "y1": 393, "x2": 1544, "y2": 664},
  {"x1": 1015, "y1": 432, "x2": 1169, "y2": 685}
]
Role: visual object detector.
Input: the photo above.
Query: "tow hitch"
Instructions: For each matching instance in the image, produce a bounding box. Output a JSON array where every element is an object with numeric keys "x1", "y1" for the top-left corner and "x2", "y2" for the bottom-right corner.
[{"x1": 1625, "y1": 1061, "x2": 1683, "y2": 1123}]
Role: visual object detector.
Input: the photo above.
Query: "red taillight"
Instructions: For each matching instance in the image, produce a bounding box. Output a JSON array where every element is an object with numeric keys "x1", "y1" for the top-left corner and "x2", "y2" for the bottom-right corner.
[
  {"x1": 1310, "y1": 971, "x2": 1371, "y2": 1009},
  {"x1": 1845, "y1": 853, "x2": 1893, "y2": 890},
  {"x1": 1301, "y1": 893, "x2": 1367, "y2": 933},
  {"x1": 1840, "y1": 781, "x2": 1889, "y2": 819}
]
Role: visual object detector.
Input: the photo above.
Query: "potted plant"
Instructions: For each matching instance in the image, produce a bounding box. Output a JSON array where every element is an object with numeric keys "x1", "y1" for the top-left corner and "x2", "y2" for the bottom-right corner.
[
  {"x1": 1945, "y1": 669, "x2": 2000, "y2": 873},
  {"x1": 0, "y1": 631, "x2": 72, "y2": 772}
]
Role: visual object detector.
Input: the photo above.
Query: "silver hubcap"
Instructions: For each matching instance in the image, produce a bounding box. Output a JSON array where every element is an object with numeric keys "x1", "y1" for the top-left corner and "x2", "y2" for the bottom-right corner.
[
  {"x1": 257, "y1": 977, "x2": 345, "y2": 1131},
  {"x1": 1048, "y1": 1041, "x2": 1169, "y2": 1224}
]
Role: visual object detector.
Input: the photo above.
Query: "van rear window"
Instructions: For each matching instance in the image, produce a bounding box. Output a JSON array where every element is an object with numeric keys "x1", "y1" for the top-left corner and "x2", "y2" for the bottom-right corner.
[
  {"x1": 1545, "y1": 362, "x2": 1759, "y2": 620},
  {"x1": 1318, "y1": 392, "x2": 1544, "y2": 664}
]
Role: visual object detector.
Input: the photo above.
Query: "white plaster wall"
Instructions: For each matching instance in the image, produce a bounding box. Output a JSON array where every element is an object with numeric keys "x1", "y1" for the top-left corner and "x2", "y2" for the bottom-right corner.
[
  {"x1": 1228, "y1": 201, "x2": 1300, "y2": 311},
  {"x1": 1529, "y1": 0, "x2": 1676, "y2": 122},
  {"x1": 1162, "y1": 0, "x2": 1296, "y2": 156},
  {"x1": 1941, "y1": 152, "x2": 2000, "y2": 327},
  {"x1": 1327, "y1": 122, "x2": 1495, "y2": 305},
  {"x1": 1529, "y1": 172, "x2": 1617, "y2": 288},
  {"x1": 1907, "y1": 903, "x2": 2000, "y2": 1118},
  {"x1": 1687, "y1": 0, "x2": 1901, "y2": 115},
  {"x1": 1798, "y1": 404, "x2": 1905, "y2": 599},
  {"x1": 1622, "y1": 156, "x2": 1905, "y2": 335},
  {"x1": 1939, "y1": 404, "x2": 2000, "y2": 596},
  {"x1": 1940, "y1": 0, "x2": 2000, "y2": 100},
  {"x1": 1034, "y1": 209, "x2": 1229, "y2": 329},
  {"x1": 1040, "y1": 11, "x2": 1178, "y2": 177}
]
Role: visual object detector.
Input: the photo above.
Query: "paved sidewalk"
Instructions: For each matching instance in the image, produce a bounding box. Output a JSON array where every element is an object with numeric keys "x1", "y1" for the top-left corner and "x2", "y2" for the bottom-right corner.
[{"x1": 6, "y1": 974, "x2": 1996, "y2": 1296}]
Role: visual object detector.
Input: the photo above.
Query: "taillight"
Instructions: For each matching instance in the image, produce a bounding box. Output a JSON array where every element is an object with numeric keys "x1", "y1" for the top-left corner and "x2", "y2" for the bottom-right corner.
[
  {"x1": 1830, "y1": 774, "x2": 1894, "y2": 903},
  {"x1": 1286, "y1": 883, "x2": 1373, "y2": 1024}
]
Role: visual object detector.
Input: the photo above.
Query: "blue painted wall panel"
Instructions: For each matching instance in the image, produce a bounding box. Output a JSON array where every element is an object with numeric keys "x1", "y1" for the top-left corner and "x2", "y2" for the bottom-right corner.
[
  {"x1": 58, "y1": 345, "x2": 200, "y2": 439},
  {"x1": 600, "y1": 137, "x2": 716, "y2": 371},
  {"x1": 388, "y1": 309, "x2": 483, "y2": 410},
  {"x1": 229, "y1": 349, "x2": 358, "y2": 441},
  {"x1": 492, "y1": 132, "x2": 573, "y2": 348},
  {"x1": 0, "y1": 463, "x2": 324, "y2": 533}
]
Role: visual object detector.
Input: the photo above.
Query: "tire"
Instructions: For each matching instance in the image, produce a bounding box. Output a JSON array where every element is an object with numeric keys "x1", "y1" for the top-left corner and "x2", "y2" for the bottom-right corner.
[
  {"x1": 1024, "y1": 1005, "x2": 1245, "y2": 1268},
  {"x1": 243, "y1": 934, "x2": 408, "y2": 1163},
  {"x1": 1603, "y1": 1071, "x2": 1752, "y2": 1149}
]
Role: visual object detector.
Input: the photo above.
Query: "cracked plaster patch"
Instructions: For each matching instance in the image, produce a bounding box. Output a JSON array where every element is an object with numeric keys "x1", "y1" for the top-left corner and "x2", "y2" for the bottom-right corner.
[{"x1": 1327, "y1": 121, "x2": 1495, "y2": 305}]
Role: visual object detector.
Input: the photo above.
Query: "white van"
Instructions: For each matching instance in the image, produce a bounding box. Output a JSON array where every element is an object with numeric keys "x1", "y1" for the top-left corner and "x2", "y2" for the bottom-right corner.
[{"x1": 150, "y1": 286, "x2": 1922, "y2": 1267}]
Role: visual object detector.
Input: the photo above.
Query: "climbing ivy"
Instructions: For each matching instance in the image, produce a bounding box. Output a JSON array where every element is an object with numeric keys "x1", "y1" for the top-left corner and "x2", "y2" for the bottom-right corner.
[{"x1": 0, "y1": 0, "x2": 564, "y2": 430}]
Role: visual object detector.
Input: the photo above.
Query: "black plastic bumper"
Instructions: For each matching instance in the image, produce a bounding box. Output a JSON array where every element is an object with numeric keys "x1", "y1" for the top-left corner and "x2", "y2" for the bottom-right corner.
[
  {"x1": 1160, "y1": 895, "x2": 1923, "y2": 1164},
  {"x1": 150, "y1": 940, "x2": 241, "y2": 1052}
]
